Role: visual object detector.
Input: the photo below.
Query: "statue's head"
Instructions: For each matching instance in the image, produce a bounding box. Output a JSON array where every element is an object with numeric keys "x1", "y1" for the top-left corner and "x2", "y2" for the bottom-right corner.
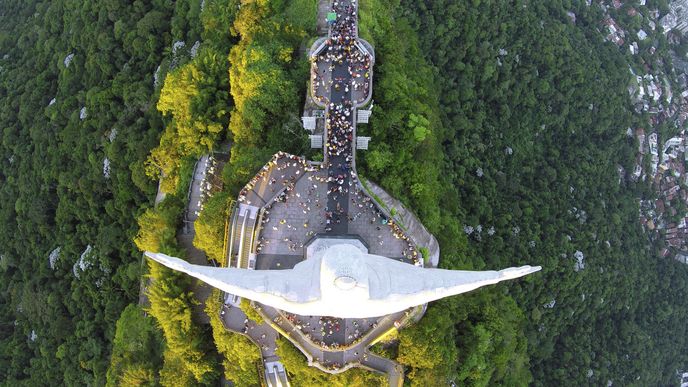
[{"x1": 319, "y1": 244, "x2": 370, "y2": 302}]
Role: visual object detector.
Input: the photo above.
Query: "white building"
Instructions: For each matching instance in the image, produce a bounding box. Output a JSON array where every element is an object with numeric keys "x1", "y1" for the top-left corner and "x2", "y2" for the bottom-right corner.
[
  {"x1": 660, "y1": 0, "x2": 688, "y2": 34},
  {"x1": 649, "y1": 132, "x2": 659, "y2": 155},
  {"x1": 629, "y1": 41, "x2": 638, "y2": 55}
]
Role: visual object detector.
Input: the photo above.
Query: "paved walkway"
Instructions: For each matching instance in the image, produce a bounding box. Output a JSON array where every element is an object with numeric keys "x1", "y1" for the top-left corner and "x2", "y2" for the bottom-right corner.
[
  {"x1": 184, "y1": 155, "x2": 209, "y2": 232},
  {"x1": 220, "y1": 1, "x2": 416, "y2": 384},
  {"x1": 259, "y1": 303, "x2": 409, "y2": 373},
  {"x1": 221, "y1": 303, "x2": 280, "y2": 362},
  {"x1": 361, "y1": 353, "x2": 404, "y2": 387},
  {"x1": 255, "y1": 165, "x2": 411, "y2": 260},
  {"x1": 364, "y1": 179, "x2": 440, "y2": 266},
  {"x1": 316, "y1": 0, "x2": 330, "y2": 35},
  {"x1": 179, "y1": 155, "x2": 213, "y2": 324},
  {"x1": 283, "y1": 313, "x2": 377, "y2": 347},
  {"x1": 325, "y1": 53, "x2": 353, "y2": 235}
]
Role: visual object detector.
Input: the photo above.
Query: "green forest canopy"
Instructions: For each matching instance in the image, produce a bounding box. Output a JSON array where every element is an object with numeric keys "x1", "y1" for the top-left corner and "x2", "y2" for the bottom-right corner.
[{"x1": 1, "y1": 0, "x2": 687, "y2": 386}]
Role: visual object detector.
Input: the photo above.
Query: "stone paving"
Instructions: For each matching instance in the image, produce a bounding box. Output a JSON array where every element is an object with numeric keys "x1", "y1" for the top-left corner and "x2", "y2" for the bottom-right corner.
[
  {"x1": 346, "y1": 185, "x2": 412, "y2": 258},
  {"x1": 221, "y1": 303, "x2": 281, "y2": 363},
  {"x1": 239, "y1": 152, "x2": 315, "y2": 207},
  {"x1": 311, "y1": 43, "x2": 372, "y2": 107},
  {"x1": 260, "y1": 303, "x2": 411, "y2": 371},
  {"x1": 256, "y1": 168, "x2": 329, "y2": 256},
  {"x1": 283, "y1": 313, "x2": 378, "y2": 348},
  {"x1": 254, "y1": 168, "x2": 414, "y2": 260},
  {"x1": 221, "y1": 0, "x2": 422, "y2": 383},
  {"x1": 310, "y1": 58, "x2": 331, "y2": 106}
]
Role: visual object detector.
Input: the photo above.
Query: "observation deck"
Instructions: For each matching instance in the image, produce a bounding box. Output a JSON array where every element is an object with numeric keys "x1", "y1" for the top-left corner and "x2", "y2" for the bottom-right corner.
[{"x1": 223, "y1": 0, "x2": 438, "y2": 380}]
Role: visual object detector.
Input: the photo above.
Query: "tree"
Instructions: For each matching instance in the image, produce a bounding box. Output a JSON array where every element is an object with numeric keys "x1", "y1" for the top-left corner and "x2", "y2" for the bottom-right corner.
[
  {"x1": 106, "y1": 304, "x2": 163, "y2": 387},
  {"x1": 194, "y1": 192, "x2": 231, "y2": 263}
]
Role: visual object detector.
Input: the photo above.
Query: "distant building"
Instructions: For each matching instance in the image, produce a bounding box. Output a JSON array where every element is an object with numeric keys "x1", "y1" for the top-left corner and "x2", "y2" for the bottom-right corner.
[
  {"x1": 647, "y1": 80, "x2": 662, "y2": 101},
  {"x1": 660, "y1": 0, "x2": 688, "y2": 34},
  {"x1": 604, "y1": 18, "x2": 626, "y2": 45},
  {"x1": 681, "y1": 370, "x2": 688, "y2": 385},
  {"x1": 637, "y1": 128, "x2": 646, "y2": 154},
  {"x1": 656, "y1": 199, "x2": 665, "y2": 214},
  {"x1": 663, "y1": 136, "x2": 684, "y2": 154},
  {"x1": 649, "y1": 132, "x2": 659, "y2": 155},
  {"x1": 633, "y1": 164, "x2": 643, "y2": 180},
  {"x1": 567, "y1": 11, "x2": 576, "y2": 23},
  {"x1": 629, "y1": 41, "x2": 639, "y2": 55}
]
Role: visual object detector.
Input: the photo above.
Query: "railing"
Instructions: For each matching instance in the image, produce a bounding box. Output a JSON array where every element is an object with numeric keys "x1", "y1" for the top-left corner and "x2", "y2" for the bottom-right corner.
[
  {"x1": 222, "y1": 199, "x2": 237, "y2": 267},
  {"x1": 236, "y1": 213, "x2": 249, "y2": 269},
  {"x1": 240, "y1": 219, "x2": 255, "y2": 269},
  {"x1": 226, "y1": 206, "x2": 239, "y2": 268},
  {"x1": 358, "y1": 178, "x2": 405, "y2": 231}
]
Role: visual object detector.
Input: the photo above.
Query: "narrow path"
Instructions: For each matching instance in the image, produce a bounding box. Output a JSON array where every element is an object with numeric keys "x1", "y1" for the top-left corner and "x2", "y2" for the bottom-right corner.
[
  {"x1": 179, "y1": 155, "x2": 213, "y2": 324},
  {"x1": 361, "y1": 353, "x2": 404, "y2": 387},
  {"x1": 221, "y1": 303, "x2": 280, "y2": 361},
  {"x1": 316, "y1": 0, "x2": 330, "y2": 35},
  {"x1": 259, "y1": 303, "x2": 407, "y2": 376},
  {"x1": 323, "y1": 0, "x2": 357, "y2": 235}
]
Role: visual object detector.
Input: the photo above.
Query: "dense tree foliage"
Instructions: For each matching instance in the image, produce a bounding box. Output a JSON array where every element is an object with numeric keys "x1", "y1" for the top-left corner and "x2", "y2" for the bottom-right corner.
[
  {"x1": 223, "y1": 0, "x2": 314, "y2": 192},
  {"x1": 129, "y1": 2, "x2": 239, "y2": 384},
  {"x1": 358, "y1": 0, "x2": 445, "y2": 233},
  {"x1": 134, "y1": 194, "x2": 186, "y2": 254},
  {"x1": 106, "y1": 304, "x2": 164, "y2": 387},
  {"x1": 206, "y1": 289, "x2": 261, "y2": 386},
  {"x1": 0, "y1": 0, "x2": 239, "y2": 384},
  {"x1": 0, "y1": 0, "x2": 181, "y2": 383},
  {"x1": 193, "y1": 191, "x2": 232, "y2": 264},
  {"x1": 239, "y1": 298, "x2": 265, "y2": 325},
  {"x1": 392, "y1": 0, "x2": 688, "y2": 385},
  {"x1": 355, "y1": 2, "x2": 533, "y2": 385},
  {"x1": 146, "y1": 259, "x2": 219, "y2": 385},
  {"x1": 131, "y1": 178, "x2": 221, "y2": 384},
  {"x1": 147, "y1": 46, "x2": 232, "y2": 193},
  {"x1": 275, "y1": 337, "x2": 386, "y2": 386}
]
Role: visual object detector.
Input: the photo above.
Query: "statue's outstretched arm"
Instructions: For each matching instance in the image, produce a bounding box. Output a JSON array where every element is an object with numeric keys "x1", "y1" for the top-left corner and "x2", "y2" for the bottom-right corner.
[
  {"x1": 380, "y1": 263, "x2": 541, "y2": 307},
  {"x1": 144, "y1": 252, "x2": 319, "y2": 303}
]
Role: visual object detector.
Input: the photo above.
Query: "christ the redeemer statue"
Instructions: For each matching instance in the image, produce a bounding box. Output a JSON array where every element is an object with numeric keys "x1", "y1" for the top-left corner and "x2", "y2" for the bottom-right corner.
[{"x1": 145, "y1": 244, "x2": 540, "y2": 318}]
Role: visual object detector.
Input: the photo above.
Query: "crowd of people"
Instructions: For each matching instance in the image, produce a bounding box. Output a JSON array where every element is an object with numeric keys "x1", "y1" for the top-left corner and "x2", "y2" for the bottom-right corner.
[
  {"x1": 325, "y1": 102, "x2": 354, "y2": 161},
  {"x1": 247, "y1": 163, "x2": 421, "y2": 264},
  {"x1": 253, "y1": 167, "x2": 329, "y2": 254},
  {"x1": 237, "y1": 152, "x2": 317, "y2": 205},
  {"x1": 282, "y1": 313, "x2": 374, "y2": 349},
  {"x1": 310, "y1": 0, "x2": 371, "y2": 129},
  {"x1": 218, "y1": 0, "x2": 432, "y2": 369},
  {"x1": 348, "y1": 46, "x2": 371, "y2": 103}
]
